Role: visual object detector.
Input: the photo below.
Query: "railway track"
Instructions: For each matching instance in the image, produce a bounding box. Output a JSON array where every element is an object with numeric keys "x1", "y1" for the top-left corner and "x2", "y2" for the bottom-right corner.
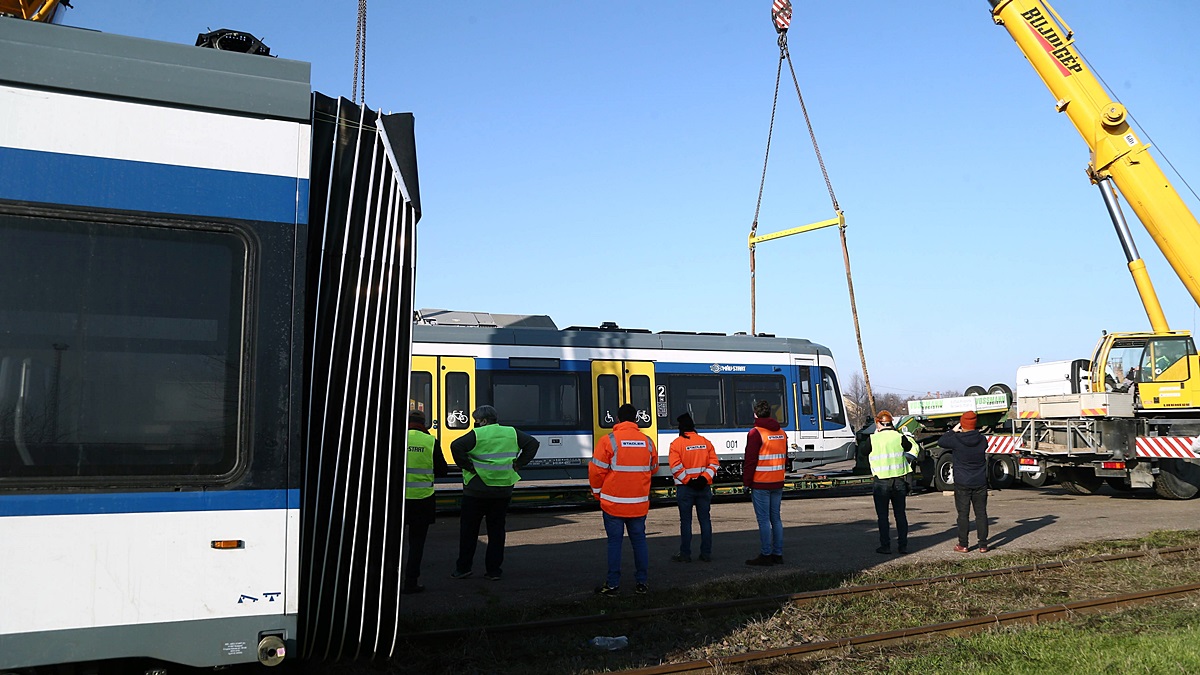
[
  {"x1": 402, "y1": 544, "x2": 1198, "y2": 644},
  {"x1": 621, "y1": 582, "x2": 1200, "y2": 674}
]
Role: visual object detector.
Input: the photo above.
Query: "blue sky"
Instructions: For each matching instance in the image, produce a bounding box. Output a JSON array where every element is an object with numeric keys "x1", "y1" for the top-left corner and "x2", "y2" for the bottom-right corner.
[{"x1": 65, "y1": 1, "x2": 1200, "y2": 398}]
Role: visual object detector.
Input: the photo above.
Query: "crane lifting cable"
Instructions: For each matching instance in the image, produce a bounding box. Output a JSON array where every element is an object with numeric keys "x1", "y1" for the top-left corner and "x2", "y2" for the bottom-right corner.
[
  {"x1": 352, "y1": 0, "x2": 367, "y2": 105},
  {"x1": 750, "y1": 0, "x2": 876, "y2": 418}
]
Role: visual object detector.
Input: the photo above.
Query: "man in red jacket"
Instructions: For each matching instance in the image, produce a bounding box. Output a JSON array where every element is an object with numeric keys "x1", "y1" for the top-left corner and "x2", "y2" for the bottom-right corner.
[
  {"x1": 589, "y1": 403, "x2": 657, "y2": 595},
  {"x1": 744, "y1": 399, "x2": 787, "y2": 565}
]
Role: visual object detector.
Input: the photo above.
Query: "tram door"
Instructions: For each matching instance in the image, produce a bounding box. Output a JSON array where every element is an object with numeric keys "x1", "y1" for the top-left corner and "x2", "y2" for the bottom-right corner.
[
  {"x1": 793, "y1": 356, "x2": 819, "y2": 441},
  {"x1": 590, "y1": 360, "x2": 658, "y2": 456},
  {"x1": 409, "y1": 356, "x2": 476, "y2": 465}
]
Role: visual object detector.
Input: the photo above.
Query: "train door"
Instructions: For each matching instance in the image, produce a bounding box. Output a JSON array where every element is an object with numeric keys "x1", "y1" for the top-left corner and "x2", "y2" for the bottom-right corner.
[
  {"x1": 409, "y1": 356, "x2": 475, "y2": 465},
  {"x1": 590, "y1": 360, "x2": 658, "y2": 451},
  {"x1": 792, "y1": 357, "x2": 819, "y2": 441}
]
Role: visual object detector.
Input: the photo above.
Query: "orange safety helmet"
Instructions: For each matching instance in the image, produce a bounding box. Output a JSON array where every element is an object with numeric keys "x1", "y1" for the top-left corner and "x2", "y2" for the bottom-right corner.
[{"x1": 875, "y1": 410, "x2": 894, "y2": 426}]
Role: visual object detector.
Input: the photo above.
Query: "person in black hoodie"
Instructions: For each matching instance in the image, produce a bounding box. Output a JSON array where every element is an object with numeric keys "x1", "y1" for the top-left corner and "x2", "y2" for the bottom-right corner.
[{"x1": 938, "y1": 411, "x2": 990, "y2": 552}]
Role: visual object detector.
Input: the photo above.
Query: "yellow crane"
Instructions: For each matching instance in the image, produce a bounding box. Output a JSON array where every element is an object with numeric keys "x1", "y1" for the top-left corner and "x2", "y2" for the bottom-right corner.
[
  {"x1": 0, "y1": 0, "x2": 68, "y2": 23},
  {"x1": 991, "y1": 0, "x2": 1200, "y2": 412}
]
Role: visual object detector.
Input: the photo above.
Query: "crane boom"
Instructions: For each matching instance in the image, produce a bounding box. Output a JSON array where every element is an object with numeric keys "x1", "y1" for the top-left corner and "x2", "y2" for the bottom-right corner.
[{"x1": 989, "y1": 0, "x2": 1200, "y2": 320}]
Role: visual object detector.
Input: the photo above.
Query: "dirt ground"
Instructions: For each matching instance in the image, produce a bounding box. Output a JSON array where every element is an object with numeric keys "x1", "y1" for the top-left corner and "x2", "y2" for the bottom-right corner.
[{"x1": 399, "y1": 478, "x2": 1199, "y2": 622}]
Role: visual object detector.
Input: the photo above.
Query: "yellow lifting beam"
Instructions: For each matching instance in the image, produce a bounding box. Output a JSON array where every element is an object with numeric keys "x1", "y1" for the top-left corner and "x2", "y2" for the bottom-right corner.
[{"x1": 748, "y1": 211, "x2": 843, "y2": 248}]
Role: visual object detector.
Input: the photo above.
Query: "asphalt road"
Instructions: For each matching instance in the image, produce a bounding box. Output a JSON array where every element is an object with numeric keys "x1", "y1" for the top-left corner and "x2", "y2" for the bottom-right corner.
[{"x1": 399, "y1": 481, "x2": 1199, "y2": 620}]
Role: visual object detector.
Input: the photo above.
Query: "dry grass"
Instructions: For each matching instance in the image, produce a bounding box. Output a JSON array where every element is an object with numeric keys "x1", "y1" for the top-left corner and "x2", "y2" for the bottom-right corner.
[{"x1": 359, "y1": 529, "x2": 1200, "y2": 674}]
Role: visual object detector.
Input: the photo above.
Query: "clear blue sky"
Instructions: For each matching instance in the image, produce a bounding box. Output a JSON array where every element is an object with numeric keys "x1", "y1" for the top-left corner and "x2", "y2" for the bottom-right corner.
[{"x1": 65, "y1": 1, "x2": 1200, "y2": 398}]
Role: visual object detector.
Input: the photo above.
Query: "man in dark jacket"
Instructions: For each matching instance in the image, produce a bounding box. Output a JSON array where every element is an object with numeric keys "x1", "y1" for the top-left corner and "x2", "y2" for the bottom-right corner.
[
  {"x1": 450, "y1": 405, "x2": 540, "y2": 580},
  {"x1": 938, "y1": 411, "x2": 990, "y2": 552}
]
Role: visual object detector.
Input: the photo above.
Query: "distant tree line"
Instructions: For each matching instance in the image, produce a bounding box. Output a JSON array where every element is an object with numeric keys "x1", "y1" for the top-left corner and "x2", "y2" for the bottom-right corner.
[{"x1": 843, "y1": 372, "x2": 961, "y2": 431}]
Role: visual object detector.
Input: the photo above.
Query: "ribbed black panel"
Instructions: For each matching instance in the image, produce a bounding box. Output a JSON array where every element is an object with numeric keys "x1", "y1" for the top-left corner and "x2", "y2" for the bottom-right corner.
[{"x1": 300, "y1": 93, "x2": 419, "y2": 661}]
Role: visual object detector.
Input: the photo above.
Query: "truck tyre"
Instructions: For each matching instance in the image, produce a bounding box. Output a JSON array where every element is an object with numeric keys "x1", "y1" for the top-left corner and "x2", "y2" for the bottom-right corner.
[
  {"x1": 1020, "y1": 468, "x2": 1048, "y2": 488},
  {"x1": 988, "y1": 456, "x2": 1016, "y2": 489},
  {"x1": 988, "y1": 383, "x2": 1014, "y2": 405},
  {"x1": 964, "y1": 385, "x2": 986, "y2": 396},
  {"x1": 933, "y1": 453, "x2": 955, "y2": 491},
  {"x1": 915, "y1": 455, "x2": 935, "y2": 490},
  {"x1": 1058, "y1": 468, "x2": 1103, "y2": 495},
  {"x1": 1153, "y1": 459, "x2": 1200, "y2": 500}
]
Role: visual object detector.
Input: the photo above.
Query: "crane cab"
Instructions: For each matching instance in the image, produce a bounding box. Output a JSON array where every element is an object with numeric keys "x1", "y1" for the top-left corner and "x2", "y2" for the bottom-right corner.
[{"x1": 1089, "y1": 331, "x2": 1200, "y2": 414}]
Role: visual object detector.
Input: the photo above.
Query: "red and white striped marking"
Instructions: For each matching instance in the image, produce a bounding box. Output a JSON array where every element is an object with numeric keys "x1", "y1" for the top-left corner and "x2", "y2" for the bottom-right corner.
[
  {"x1": 772, "y1": 0, "x2": 792, "y2": 31},
  {"x1": 1136, "y1": 436, "x2": 1200, "y2": 459},
  {"x1": 986, "y1": 436, "x2": 1021, "y2": 454}
]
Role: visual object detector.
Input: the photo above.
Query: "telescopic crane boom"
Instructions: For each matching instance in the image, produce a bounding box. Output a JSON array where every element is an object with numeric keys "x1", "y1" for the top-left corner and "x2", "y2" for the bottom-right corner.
[{"x1": 989, "y1": 0, "x2": 1200, "y2": 329}]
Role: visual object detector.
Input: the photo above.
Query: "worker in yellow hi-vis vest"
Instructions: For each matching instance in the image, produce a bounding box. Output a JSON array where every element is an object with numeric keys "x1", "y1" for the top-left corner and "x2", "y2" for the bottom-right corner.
[{"x1": 868, "y1": 410, "x2": 917, "y2": 555}]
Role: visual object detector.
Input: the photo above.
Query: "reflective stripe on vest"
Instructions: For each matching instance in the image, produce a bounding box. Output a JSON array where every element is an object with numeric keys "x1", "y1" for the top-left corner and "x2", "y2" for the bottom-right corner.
[
  {"x1": 752, "y1": 429, "x2": 788, "y2": 483},
  {"x1": 405, "y1": 429, "x2": 437, "y2": 500},
  {"x1": 462, "y1": 424, "x2": 521, "y2": 487},
  {"x1": 869, "y1": 429, "x2": 910, "y2": 479}
]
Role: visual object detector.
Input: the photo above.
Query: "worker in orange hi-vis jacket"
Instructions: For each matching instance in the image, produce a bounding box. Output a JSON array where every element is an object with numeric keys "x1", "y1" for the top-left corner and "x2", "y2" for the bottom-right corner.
[
  {"x1": 668, "y1": 412, "x2": 719, "y2": 563},
  {"x1": 589, "y1": 403, "x2": 657, "y2": 596}
]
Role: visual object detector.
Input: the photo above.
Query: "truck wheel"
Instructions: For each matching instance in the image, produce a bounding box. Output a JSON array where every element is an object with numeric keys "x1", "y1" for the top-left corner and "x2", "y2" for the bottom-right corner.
[
  {"x1": 915, "y1": 455, "x2": 935, "y2": 490},
  {"x1": 1153, "y1": 459, "x2": 1200, "y2": 500},
  {"x1": 933, "y1": 454, "x2": 955, "y2": 491},
  {"x1": 988, "y1": 456, "x2": 1016, "y2": 489},
  {"x1": 1020, "y1": 468, "x2": 1048, "y2": 488},
  {"x1": 988, "y1": 383, "x2": 1014, "y2": 405},
  {"x1": 1058, "y1": 468, "x2": 1103, "y2": 495},
  {"x1": 964, "y1": 385, "x2": 986, "y2": 396}
]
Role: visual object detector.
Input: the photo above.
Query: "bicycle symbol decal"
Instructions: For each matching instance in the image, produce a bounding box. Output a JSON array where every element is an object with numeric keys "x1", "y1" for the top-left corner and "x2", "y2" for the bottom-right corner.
[
  {"x1": 448, "y1": 410, "x2": 469, "y2": 425},
  {"x1": 635, "y1": 409, "x2": 651, "y2": 424}
]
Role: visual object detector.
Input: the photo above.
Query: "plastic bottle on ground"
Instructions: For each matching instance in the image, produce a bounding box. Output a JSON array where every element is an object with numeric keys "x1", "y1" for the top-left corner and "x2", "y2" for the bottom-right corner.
[{"x1": 589, "y1": 635, "x2": 629, "y2": 651}]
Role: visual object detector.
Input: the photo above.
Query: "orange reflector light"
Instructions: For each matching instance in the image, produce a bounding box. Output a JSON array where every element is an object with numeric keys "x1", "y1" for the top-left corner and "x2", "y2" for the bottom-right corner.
[
  {"x1": 1019, "y1": 458, "x2": 1038, "y2": 465},
  {"x1": 211, "y1": 540, "x2": 245, "y2": 549},
  {"x1": 1100, "y1": 461, "x2": 1125, "y2": 470}
]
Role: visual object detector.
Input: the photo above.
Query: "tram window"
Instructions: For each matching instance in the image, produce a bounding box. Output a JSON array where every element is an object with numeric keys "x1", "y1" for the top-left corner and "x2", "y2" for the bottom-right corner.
[
  {"x1": 733, "y1": 376, "x2": 787, "y2": 426},
  {"x1": 597, "y1": 374, "x2": 619, "y2": 428},
  {"x1": 666, "y1": 375, "x2": 724, "y2": 427},
  {"x1": 630, "y1": 374, "x2": 652, "y2": 429},
  {"x1": 820, "y1": 367, "x2": 846, "y2": 426},
  {"x1": 490, "y1": 372, "x2": 581, "y2": 430},
  {"x1": 444, "y1": 372, "x2": 471, "y2": 429},
  {"x1": 798, "y1": 366, "x2": 813, "y2": 416},
  {"x1": 410, "y1": 371, "x2": 433, "y2": 417},
  {"x1": 0, "y1": 215, "x2": 245, "y2": 479}
]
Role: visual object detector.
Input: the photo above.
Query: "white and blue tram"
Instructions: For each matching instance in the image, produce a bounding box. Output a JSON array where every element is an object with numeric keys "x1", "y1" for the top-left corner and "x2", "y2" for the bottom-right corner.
[
  {"x1": 411, "y1": 310, "x2": 856, "y2": 480},
  {"x1": 1, "y1": 18, "x2": 421, "y2": 671}
]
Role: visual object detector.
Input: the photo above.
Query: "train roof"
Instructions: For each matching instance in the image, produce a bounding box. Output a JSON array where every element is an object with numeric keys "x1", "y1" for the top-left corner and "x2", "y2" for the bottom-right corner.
[
  {"x1": 0, "y1": 18, "x2": 311, "y2": 122},
  {"x1": 413, "y1": 309, "x2": 833, "y2": 357}
]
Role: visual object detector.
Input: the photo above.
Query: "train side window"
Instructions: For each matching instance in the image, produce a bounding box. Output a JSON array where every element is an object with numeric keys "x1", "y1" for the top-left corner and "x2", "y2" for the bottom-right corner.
[
  {"x1": 490, "y1": 372, "x2": 581, "y2": 431},
  {"x1": 798, "y1": 366, "x2": 813, "y2": 416},
  {"x1": 820, "y1": 367, "x2": 846, "y2": 426},
  {"x1": 0, "y1": 215, "x2": 245, "y2": 480},
  {"x1": 733, "y1": 376, "x2": 787, "y2": 426},
  {"x1": 629, "y1": 374, "x2": 652, "y2": 428},
  {"x1": 444, "y1": 372, "x2": 471, "y2": 429},
  {"x1": 410, "y1": 371, "x2": 433, "y2": 417},
  {"x1": 597, "y1": 374, "x2": 619, "y2": 428},
  {"x1": 666, "y1": 375, "x2": 724, "y2": 427}
]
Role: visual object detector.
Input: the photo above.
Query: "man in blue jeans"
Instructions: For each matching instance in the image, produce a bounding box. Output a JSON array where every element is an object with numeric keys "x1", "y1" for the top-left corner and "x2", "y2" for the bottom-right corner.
[
  {"x1": 589, "y1": 404, "x2": 658, "y2": 595},
  {"x1": 743, "y1": 400, "x2": 787, "y2": 565},
  {"x1": 669, "y1": 413, "x2": 719, "y2": 562}
]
